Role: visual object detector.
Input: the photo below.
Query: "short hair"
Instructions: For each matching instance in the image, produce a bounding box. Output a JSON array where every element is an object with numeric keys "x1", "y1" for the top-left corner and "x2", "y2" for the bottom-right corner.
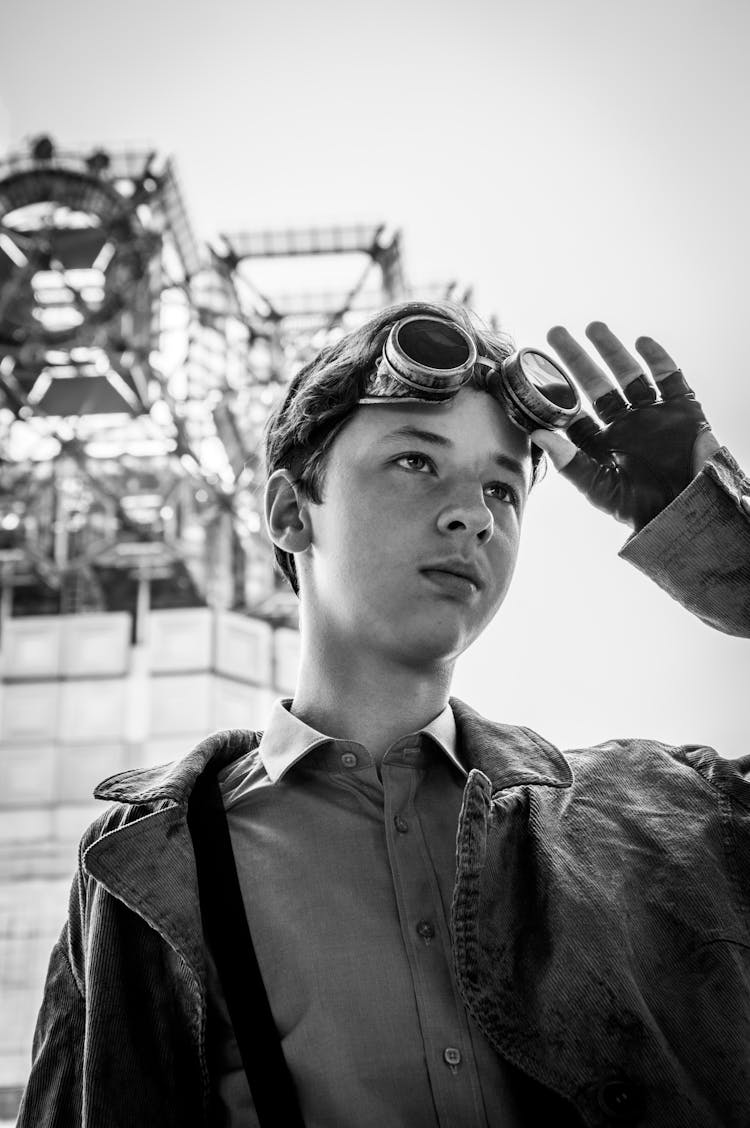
[{"x1": 263, "y1": 299, "x2": 547, "y2": 596}]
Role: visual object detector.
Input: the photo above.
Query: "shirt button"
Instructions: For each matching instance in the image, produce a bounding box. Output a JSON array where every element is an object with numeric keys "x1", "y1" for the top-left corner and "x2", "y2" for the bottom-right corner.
[
  {"x1": 394, "y1": 815, "x2": 409, "y2": 833},
  {"x1": 595, "y1": 1078, "x2": 645, "y2": 1122},
  {"x1": 443, "y1": 1047, "x2": 462, "y2": 1068},
  {"x1": 340, "y1": 752, "x2": 357, "y2": 768},
  {"x1": 416, "y1": 919, "x2": 435, "y2": 942}
]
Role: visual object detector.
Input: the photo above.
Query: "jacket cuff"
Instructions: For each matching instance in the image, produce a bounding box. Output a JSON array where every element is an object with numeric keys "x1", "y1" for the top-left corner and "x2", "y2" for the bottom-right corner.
[{"x1": 618, "y1": 447, "x2": 750, "y2": 637}]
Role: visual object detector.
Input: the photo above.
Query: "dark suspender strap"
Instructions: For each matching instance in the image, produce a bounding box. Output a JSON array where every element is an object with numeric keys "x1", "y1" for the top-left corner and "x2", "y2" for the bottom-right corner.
[{"x1": 188, "y1": 765, "x2": 305, "y2": 1127}]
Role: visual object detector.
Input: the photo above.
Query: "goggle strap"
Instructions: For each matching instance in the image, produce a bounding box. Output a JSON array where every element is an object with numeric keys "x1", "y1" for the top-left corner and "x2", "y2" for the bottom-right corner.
[
  {"x1": 377, "y1": 353, "x2": 499, "y2": 376},
  {"x1": 358, "y1": 395, "x2": 449, "y2": 406}
]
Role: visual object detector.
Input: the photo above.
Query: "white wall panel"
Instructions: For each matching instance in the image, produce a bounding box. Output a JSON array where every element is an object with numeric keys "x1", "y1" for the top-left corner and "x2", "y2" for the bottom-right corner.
[
  {"x1": 58, "y1": 680, "x2": 126, "y2": 744},
  {"x1": 2, "y1": 618, "x2": 61, "y2": 679},
  {"x1": 52, "y1": 802, "x2": 106, "y2": 844},
  {"x1": 59, "y1": 613, "x2": 130, "y2": 677},
  {"x1": 0, "y1": 807, "x2": 53, "y2": 844},
  {"x1": 150, "y1": 673, "x2": 212, "y2": 736},
  {"x1": 122, "y1": 645, "x2": 150, "y2": 743},
  {"x1": 1, "y1": 683, "x2": 59, "y2": 744},
  {"x1": 215, "y1": 612, "x2": 272, "y2": 685},
  {"x1": 148, "y1": 608, "x2": 213, "y2": 673},
  {"x1": 212, "y1": 677, "x2": 275, "y2": 733},
  {"x1": 0, "y1": 877, "x2": 71, "y2": 1087},
  {"x1": 0, "y1": 744, "x2": 57, "y2": 806},
  {"x1": 57, "y1": 743, "x2": 127, "y2": 803},
  {"x1": 131, "y1": 734, "x2": 206, "y2": 772}
]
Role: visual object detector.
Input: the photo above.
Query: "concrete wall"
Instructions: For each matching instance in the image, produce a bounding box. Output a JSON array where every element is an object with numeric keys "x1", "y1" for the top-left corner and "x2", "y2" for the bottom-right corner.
[{"x1": 0, "y1": 607, "x2": 299, "y2": 1112}]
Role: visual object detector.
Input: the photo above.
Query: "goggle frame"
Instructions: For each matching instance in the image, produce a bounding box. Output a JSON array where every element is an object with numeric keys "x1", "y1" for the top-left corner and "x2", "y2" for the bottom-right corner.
[{"x1": 359, "y1": 314, "x2": 580, "y2": 431}]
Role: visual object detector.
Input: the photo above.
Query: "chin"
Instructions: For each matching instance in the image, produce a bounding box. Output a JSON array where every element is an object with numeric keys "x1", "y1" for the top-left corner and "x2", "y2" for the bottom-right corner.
[{"x1": 384, "y1": 619, "x2": 478, "y2": 668}]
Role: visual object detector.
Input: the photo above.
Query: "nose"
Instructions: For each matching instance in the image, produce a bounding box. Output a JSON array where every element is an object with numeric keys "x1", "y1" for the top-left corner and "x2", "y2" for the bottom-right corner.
[{"x1": 436, "y1": 486, "x2": 494, "y2": 543}]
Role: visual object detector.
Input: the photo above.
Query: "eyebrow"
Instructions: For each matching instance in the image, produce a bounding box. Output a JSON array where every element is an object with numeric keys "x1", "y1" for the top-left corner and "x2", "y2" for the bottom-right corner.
[{"x1": 380, "y1": 425, "x2": 529, "y2": 482}]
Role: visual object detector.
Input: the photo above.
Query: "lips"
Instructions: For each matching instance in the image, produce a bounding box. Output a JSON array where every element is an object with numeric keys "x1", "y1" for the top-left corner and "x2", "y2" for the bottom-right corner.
[{"x1": 420, "y1": 560, "x2": 483, "y2": 590}]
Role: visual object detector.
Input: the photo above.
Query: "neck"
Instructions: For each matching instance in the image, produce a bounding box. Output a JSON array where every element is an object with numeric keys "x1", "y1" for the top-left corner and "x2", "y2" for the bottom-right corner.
[{"x1": 290, "y1": 628, "x2": 454, "y2": 765}]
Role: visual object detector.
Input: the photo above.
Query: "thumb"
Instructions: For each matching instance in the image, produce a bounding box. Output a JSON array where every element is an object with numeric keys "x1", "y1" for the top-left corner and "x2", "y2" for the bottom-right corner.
[{"x1": 530, "y1": 429, "x2": 579, "y2": 471}]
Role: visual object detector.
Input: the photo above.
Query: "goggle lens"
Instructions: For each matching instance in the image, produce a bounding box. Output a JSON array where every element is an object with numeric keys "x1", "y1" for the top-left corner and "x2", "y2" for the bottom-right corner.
[
  {"x1": 396, "y1": 319, "x2": 472, "y2": 372},
  {"x1": 519, "y1": 351, "x2": 578, "y2": 409}
]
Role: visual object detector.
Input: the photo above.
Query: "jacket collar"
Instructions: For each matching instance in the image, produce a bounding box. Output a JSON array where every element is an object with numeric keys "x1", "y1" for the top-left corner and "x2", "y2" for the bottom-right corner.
[
  {"x1": 93, "y1": 727, "x2": 260, "y2": 804},
  {"x1": 450, "y1": 697, "x2": 572, "y2": 792},
  {"x1": 93, "y1": 696, "x2": 571, "y2": 807}
]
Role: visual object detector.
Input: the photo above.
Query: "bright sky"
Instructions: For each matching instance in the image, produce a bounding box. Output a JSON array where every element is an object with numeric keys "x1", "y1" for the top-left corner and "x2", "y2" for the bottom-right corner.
[{"x1": 1, "y1": 0, "x2": 748, "y2": 757}]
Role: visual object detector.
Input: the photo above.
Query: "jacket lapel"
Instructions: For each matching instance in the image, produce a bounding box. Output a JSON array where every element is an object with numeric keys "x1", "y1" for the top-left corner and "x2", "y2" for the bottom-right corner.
[{"x1": 84, "y1": 729, "x2": 260, "y2": 979}]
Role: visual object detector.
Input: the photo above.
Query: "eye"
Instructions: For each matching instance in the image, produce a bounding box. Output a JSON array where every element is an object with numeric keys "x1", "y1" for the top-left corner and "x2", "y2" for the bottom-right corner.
[
  {"x1": 393, "y1": 455, "x2": 520, "y2": 507},
  {"x1": 485, "y1": 481, "x2": 520, "y2": 507},
  {"x1": 394, "y1": 452, "x2": 435, "y2": 474}
]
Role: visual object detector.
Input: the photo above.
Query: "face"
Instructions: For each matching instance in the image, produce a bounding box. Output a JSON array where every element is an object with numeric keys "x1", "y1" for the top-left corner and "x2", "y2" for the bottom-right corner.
[{"x1": 296, "y1": 385, "x2": 532, "y2": 669}]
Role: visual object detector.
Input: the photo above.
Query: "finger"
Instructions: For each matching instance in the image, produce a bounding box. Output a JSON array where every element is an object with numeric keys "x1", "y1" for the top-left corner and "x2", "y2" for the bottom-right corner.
[
  {"x1": 530, "y1": 404, "x2": 605, "y2": 467},
  {"x1": 546, "y1": 325, "x2": 615, "y2": 402},
  {"x1": 585, "y1": 321, "x2": 642, "y2": 383},
  {"x1": 635, "y1": 335, "x2": 696, "y2": 401},
  {"x1": 546, "y1": 325, "x2": 630, "y2": 424},
  {"x1": 634, "y1": 335, "x2": 679, "y2": 382},
  {"x1": 585, "y1": 321, "x2": 658, "y2": 408},
  {"x1": 529, "y1": 428, "x2": 578, "y2": 470},
  {"x1": 564, "y1": 410, "x2": 605, "y2": 451}
]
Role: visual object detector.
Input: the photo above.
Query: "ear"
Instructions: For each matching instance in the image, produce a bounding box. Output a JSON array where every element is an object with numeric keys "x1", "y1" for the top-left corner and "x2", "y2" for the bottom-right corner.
[{"x1": 264, "y1": 470, "x2": 314, "y2": 554}]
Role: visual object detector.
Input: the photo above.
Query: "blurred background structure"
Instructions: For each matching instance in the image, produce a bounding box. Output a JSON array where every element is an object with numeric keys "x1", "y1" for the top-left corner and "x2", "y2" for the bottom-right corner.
[{"x1": 0, "y1": 134, "x2": 468, "y2": 1117}]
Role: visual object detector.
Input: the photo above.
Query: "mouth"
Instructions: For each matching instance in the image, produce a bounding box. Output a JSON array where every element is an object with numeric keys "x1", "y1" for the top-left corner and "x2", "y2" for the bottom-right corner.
[
  {"x1": 421, "y1": 559, "x2": 483, "y2": 587},
  {"x1": 420, "y1": 568, "x2": 481, "y2": 597}
]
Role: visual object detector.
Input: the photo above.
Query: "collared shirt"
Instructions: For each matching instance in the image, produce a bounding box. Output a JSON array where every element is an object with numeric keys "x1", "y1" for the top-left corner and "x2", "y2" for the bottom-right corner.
[{"x1": 208, "y1": 698, "x2": 530, "y2": 1127}]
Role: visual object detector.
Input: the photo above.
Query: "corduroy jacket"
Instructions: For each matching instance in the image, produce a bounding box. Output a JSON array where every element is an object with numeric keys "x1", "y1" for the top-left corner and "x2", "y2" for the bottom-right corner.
[{"x1": 16, "y1": 449, "x2": 750, "y2": 1128}]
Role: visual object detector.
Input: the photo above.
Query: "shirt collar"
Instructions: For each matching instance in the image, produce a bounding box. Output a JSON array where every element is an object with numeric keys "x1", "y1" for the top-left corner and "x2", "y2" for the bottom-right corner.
[{"x1": 258, "y1": 697, "x2": 462, "y2": 783}]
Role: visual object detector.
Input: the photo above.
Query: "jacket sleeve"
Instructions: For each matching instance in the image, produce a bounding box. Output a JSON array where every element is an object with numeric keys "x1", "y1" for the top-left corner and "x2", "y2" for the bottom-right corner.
[
  {"x1": 15, "y1": 866, "x2": 88, "y2": 1125},
  {"x1": 619, "y1": 446, "x2": 750, "y2": 637}
]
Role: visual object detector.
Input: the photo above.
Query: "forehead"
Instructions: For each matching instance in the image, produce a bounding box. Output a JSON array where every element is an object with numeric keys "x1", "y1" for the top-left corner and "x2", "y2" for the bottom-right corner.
[{"x1": 335, "y1": 385, "x2": 532, "y2": 467}]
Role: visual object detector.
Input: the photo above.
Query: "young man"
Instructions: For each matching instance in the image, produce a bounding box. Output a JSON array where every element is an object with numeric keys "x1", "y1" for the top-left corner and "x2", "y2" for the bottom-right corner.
[{"x1": 18, "y1": 301, "x2": 750, "y2": 1127}]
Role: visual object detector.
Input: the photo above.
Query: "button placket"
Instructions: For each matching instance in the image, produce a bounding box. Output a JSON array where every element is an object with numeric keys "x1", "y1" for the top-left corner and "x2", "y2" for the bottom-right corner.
[{"x1": 381, "y1": 750, "x2": 486, "y2": 1122}]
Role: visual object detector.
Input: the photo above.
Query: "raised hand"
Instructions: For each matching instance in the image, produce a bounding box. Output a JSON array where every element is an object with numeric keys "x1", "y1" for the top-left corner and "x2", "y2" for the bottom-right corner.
[{"x1": 530, "y1": 322, "x2": 721, "y2": 531}]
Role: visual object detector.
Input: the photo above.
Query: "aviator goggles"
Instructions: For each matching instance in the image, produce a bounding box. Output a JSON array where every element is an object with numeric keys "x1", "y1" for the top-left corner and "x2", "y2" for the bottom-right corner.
[{"x1": 359, "y1": 315, "x2": 580, "y2": 431}]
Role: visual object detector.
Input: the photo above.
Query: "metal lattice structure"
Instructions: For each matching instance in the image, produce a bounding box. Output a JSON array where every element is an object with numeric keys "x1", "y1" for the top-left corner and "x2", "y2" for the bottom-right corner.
[{"x1": 0, "y1": 135, "x2": 471, "y2": 632}]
